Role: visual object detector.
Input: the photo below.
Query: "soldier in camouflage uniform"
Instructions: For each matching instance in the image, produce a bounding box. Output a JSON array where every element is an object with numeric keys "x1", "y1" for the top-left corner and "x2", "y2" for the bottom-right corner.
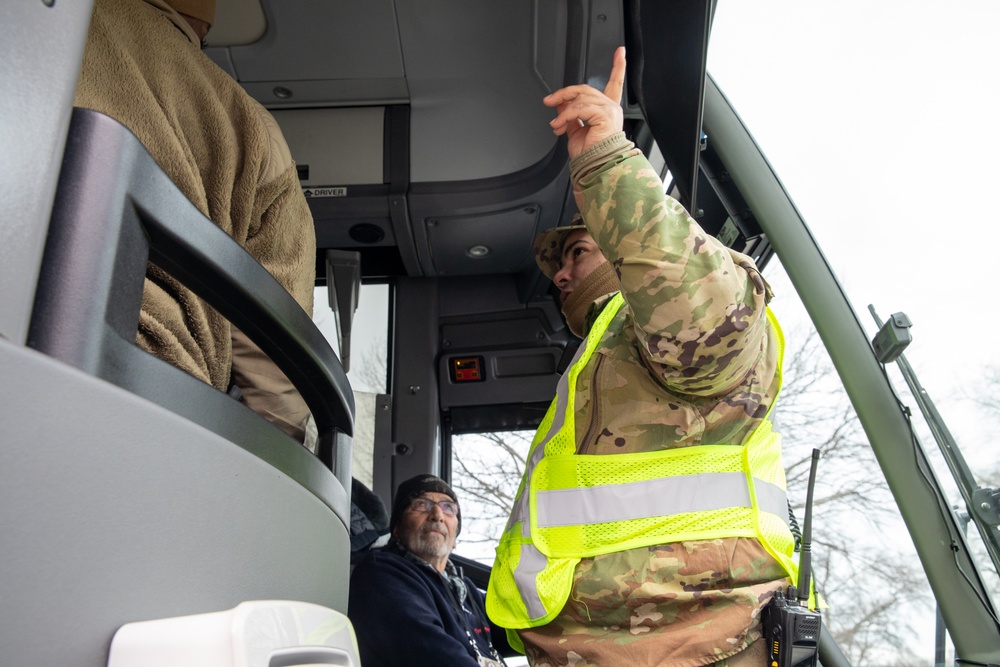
[{"x1": 490, "y1": 47, "x2": 790, "y2": 666}]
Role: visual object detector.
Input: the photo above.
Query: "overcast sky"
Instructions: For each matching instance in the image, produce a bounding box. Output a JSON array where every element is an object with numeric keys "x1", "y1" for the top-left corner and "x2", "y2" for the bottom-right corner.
[
  {"x1": 708, "y1": 7, "x2": 1000, "y2": 656},
  {"x1": 708, "y1": 1, "x2": 1000, "y2": 471}
]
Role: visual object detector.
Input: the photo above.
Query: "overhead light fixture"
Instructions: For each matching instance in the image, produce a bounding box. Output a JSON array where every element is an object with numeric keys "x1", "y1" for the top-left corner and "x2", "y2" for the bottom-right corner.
[{"x1": 467, "y1": 245, "x2": 490, "y2": 258}]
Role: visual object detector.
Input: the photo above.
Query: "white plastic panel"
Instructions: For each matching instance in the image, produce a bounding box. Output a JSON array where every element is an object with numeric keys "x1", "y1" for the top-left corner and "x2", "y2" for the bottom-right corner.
[{"x1": 108, "y1": 600, "x2": 359, "y2": 667}]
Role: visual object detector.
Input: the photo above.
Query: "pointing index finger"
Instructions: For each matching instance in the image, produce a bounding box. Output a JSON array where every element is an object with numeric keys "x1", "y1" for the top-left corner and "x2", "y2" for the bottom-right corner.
[{"x1": 603, "y1": 46, "x2": 626, "y2": 103}]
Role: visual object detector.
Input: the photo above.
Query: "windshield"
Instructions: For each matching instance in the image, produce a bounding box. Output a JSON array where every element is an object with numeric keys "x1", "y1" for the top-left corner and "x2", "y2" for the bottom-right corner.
[{"x1": 709, "y1": 0, "x2": 1000, "y2": 660}]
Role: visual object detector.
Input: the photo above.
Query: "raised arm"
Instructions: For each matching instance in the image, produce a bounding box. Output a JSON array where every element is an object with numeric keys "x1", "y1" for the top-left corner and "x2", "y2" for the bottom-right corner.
[{"x1": 546, "y1": 49, "x2": 773, "y2": 396}]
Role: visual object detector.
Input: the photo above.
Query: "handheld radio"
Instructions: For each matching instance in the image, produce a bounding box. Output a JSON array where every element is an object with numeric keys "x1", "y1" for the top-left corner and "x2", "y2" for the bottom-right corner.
[{"x1": 762, "y1": 449, "x2": 823, "y2": 667}]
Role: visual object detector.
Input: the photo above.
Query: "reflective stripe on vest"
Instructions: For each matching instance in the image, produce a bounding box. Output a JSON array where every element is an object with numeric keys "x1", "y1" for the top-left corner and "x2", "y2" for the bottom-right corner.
[
  {"x1": 535, "y1": 471, "x2": 788, "y2": 528},
  {"x1": 528, "y1": 420, "x2": 792, "y2": 559},
  {"x1": 486, "y1": 297, "x2": 796, "y2": 630}
]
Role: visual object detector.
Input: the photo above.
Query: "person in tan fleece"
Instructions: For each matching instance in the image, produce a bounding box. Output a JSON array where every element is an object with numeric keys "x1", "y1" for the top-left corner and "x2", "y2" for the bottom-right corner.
[{"x1": 74, "y1": 0, "x2": 317, "y2": 443}]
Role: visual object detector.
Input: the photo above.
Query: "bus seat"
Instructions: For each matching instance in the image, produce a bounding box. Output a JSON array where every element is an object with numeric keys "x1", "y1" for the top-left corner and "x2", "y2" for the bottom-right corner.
[
  {"x1": 27, "y1": 107, "x2": 355, "y2": 487},
  {"x1": 350, "y1": 477, "x2": 390, "y2": 564},
  {"x1": 2, "y1": 105, "x2": 358, "y2": 665}
]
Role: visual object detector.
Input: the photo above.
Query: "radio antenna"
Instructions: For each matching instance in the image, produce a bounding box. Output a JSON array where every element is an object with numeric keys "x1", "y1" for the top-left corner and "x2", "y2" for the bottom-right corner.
[{"x1": 797, "y1": 449, "x2": 821, "y2": 605}]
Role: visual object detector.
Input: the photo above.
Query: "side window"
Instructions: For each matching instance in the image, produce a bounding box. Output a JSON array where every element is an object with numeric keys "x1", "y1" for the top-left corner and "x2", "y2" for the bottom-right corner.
[
  {"x1": 314, "y1": 283, "x2": 389, "y2": 489},
  {"x1": 450, "y1": 430, "x2": 532, "y2": 565}
]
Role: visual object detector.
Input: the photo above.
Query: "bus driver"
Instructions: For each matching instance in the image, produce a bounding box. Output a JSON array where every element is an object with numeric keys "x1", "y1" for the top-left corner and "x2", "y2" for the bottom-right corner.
[{"x1": 350, "y1": 475, "x2": 507, "y2": 667}]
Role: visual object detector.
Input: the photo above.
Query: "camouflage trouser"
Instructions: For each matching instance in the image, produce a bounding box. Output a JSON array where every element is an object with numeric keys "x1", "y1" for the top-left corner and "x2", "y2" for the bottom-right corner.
[
  {"x1": 520, "y1": 538, "x2": 788, "y2": 667},
  {"x1": 712, "y1": 638, "x2": 767, "y2": 667},
  {"x1": 523, "y1": 637, "x2": 768, "y2": 667}
]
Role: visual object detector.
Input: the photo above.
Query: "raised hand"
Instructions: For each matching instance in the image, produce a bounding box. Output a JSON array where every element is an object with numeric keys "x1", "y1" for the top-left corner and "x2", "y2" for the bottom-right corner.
[{"x1": 543, "y1": 46, "x2": 626, "y2": 160}]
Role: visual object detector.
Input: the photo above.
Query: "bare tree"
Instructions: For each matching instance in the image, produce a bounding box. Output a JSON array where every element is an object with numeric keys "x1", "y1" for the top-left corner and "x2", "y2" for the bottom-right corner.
[
  {"x1": 351, "y1": 335, "x2": 388, "y2": 394},
  {"x1": 452, "y1": 431, "x2": 532, "y2": 554},
  {"x1": 959, "y1": 364, "x2": 1000, "y2": 628},
  {"x1": 967, "y1": 364, "x2": 1000, "y2": 419},
  {"x1": 344, "y1": 336, "x2": 388, "y2": 488},
  {"x1": 776, "y1": 328, "x2": 931, "y2": 664}
]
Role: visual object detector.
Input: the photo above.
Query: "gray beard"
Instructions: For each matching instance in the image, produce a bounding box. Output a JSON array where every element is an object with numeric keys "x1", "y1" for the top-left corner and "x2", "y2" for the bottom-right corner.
[{"x1": 404, "y1": 522, "x2": 452, "y2": 561}]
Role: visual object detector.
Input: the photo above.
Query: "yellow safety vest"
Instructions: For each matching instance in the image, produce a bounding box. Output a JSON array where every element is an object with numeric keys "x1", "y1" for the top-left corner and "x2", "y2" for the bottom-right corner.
[{"x1": 486, "y1": 293, "x2": 798, "y2": 638}]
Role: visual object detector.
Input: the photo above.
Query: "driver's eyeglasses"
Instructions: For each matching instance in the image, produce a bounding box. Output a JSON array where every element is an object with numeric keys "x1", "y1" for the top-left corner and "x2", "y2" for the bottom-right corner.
[{"x1": 408, "y1": 498, "x2": 459, "y2": 516}]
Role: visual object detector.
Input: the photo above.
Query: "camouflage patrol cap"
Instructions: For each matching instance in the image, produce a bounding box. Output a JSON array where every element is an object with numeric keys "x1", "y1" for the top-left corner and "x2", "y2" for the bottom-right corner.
[{"x1": 534, "y1": 214, "x2": 587, "y2": 280}]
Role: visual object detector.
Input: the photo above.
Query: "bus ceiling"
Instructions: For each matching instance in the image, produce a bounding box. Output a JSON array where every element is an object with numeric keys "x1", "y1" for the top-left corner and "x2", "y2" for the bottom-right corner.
[{"x1": 204, "y1": 1, "x2": 740, "y2": 287}]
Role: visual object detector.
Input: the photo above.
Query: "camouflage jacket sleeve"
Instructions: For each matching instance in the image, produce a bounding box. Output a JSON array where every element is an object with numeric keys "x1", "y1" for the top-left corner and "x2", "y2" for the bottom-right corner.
[{"x1": 573, "y1": 133, "x2": 772, "y2": 397}]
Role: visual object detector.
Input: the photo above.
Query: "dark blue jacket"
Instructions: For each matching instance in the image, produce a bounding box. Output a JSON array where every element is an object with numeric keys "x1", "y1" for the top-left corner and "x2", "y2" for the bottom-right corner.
[{"x1": 348, "y1": 542, "x2": 501, "y2": 667}]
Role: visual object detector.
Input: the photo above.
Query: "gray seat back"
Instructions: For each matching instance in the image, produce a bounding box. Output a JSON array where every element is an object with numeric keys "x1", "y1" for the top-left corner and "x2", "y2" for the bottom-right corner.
[{"x1": 0, "y1": 0, "x2": 94, "y2": 343}]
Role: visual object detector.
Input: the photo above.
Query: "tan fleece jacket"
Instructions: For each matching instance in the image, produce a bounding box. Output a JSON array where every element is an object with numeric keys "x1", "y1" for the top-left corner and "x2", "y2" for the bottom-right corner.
[{"x1": 74, "y1": 0, "x2": 316, "y2": 441}]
